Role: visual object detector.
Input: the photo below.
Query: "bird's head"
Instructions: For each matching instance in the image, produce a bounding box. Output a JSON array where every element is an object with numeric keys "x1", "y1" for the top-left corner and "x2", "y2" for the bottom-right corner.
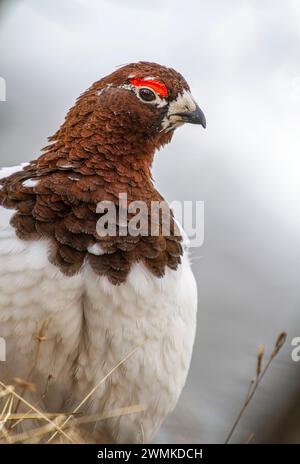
[
  {"x1": 99, "y1": 61, "x2": 206, "y2": 131},
  {"x1": 2, "y1": 62, "x2": 206, "y2": 282},
  {"x1": 60, "y1": 62, "x2": 206, "y2": 158}
]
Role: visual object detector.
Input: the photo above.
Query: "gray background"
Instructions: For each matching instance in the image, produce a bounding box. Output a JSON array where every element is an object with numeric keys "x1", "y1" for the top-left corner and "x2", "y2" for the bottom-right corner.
[{"x1": 0, "y1": 0, "x2": 300, "y2": 443}]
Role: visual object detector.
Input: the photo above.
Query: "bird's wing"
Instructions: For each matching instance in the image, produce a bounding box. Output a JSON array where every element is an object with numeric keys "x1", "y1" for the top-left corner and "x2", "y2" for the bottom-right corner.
[{"x1": 0, "y1": 164, "x2": 83, "y2": 393}]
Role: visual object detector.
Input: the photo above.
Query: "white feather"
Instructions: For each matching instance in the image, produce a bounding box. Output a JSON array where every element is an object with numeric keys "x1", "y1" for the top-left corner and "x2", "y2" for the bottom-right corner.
[
  {"x1": 22, "y1": 178, "x2": 39, "y2": 188},
  {"x1": 0, "y1": 163, "x2": 29, "y2": 179},
  {"x1": 0, "y1": 163, "x2": 197, "y2": 443}
]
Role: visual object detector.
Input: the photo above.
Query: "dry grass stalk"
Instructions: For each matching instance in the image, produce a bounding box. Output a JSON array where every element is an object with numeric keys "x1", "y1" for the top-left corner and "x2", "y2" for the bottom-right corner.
[
  {"x1": 0, "y1": 380, "x2": 74, "y2": 443},
  {"x1": 75, "y1": 404, "x2": 146, "y2": 426},
  {"x1": 7, "y1": 420, "x2": 67, "y2": 444},
  {"x1": 0, "y1": 393, "x2": 14, "y2": 443},
  {"x1": 225, "y1": 331, "x2": 287, "y2": 444},
  {"x1": 6, "y1": 405, "x2": 146, "y2": 444},
  {"x1": 3, "y1": 404, "x2": 144, "y2": 425},
  {"x1": 46, "y1": 344, "x2": 142, "y2": 443},
  {"x1": 244, "y1": 432, "x2": 255, "y2": 444},
  {"x1": 11, "y1": 319, "x2": 50, "y2": 421},
  {"x1": 4, "y1": 412, "x2": 75, "y2": 421},
  {"x1": 0, "y1": 343, "x2": 144, "y2": 444}
]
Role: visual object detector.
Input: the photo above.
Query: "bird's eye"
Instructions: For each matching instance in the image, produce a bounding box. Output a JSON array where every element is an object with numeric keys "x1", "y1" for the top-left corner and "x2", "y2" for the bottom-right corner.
[{"x1": 138, "y1": 87, "x2": 156, "y2": 102}]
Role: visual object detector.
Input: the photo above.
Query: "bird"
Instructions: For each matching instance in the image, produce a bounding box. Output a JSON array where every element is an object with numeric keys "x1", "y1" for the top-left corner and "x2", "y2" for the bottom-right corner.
[{"x1": 0, "y1": 61, "x2": 206, "y2": 443}]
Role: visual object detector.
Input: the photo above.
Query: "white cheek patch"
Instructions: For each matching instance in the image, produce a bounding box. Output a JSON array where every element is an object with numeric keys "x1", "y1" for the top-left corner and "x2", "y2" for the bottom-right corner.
[
  {"x1": 167, "y1": 90, "x2": 197, "y2": 116},
  {"x1": 161, "y1": 117, "x2": 184, "y2": 132},
  {"x1": 150, "y1": 93, "x2": 168, "y2": 108},
  {"x1": 161, "y1": 90, "x2": 197, "y2": 132}
]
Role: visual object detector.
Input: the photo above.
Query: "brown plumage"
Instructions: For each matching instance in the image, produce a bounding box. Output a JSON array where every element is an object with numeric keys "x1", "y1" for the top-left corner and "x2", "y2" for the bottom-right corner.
[
  {"x1": 0, "y1": 62, "x2": 197, "y2": 284},
  {"x1": 0, "y1": 62, "x2": 206, "y2": 443}
]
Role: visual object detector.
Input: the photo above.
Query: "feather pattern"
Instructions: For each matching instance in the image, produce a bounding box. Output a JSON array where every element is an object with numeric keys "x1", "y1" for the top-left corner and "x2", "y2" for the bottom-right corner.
[{"x1": 0, "y1": 62, "x2": 199, "y2": 443}]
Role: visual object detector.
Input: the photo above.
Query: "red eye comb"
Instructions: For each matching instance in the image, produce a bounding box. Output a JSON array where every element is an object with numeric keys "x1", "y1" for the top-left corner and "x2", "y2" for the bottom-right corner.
[{"x1": 129, "y1": 77, "x2": 168, "y2": 98}]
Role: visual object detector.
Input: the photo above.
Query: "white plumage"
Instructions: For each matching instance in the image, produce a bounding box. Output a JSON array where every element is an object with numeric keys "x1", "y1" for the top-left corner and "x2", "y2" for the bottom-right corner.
[{"x1": 0, "y1": 164, "x2": 197, "y2": 443}]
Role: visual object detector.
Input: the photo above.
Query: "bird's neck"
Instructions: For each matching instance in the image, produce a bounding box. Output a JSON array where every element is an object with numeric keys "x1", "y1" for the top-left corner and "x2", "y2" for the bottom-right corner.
[
  {"x1": 35, "y1": 129, "x2": 157, "y2": 198},
  {"x1": 0, "y1": 122, "x2": 182, "y2": 285},
  {"x1": 36, "y1": 89, "x2": 174, "y2": 191}
]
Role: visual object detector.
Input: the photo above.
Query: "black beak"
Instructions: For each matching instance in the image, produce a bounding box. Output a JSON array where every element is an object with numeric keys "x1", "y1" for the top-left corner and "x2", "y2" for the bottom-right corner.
[{"x1": 176, "y1": 104, "x2": 206, "y2": 128}]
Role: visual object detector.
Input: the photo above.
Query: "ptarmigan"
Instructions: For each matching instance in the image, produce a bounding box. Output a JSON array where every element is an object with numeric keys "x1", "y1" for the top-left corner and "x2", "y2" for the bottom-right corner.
[{"x1": 0, "y1": 62, "x2": 206, "y2": 443}]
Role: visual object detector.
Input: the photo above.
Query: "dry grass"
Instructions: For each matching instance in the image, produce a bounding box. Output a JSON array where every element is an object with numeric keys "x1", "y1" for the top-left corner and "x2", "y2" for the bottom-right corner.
[
  {"x1": 0, "y1": 321, "x2": 146, "y2": 444},
  {"x1": 0, "y1": 321, "x2": 288, "y2": 444},
  {"x1": 225, "y1": 332, "x2": 287, "y2": 444},
  {"x1": 0, "y1": 377, "x2": 146, "y2": 444}
]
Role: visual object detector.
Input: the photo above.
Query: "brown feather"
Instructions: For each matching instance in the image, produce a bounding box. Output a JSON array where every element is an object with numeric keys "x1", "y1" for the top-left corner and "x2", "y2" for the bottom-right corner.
[{"x1": 0, "y1": 62, "x2": 186, "y2": 284}]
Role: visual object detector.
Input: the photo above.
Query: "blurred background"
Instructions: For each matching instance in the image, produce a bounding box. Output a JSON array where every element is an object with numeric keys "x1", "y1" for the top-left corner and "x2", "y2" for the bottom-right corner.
[{"x1": 0, "y1": 0, "x2": 300, "y2": 443}]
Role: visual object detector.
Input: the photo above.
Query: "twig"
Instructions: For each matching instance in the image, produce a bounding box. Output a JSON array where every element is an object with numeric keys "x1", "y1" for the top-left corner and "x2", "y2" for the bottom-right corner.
[
  {"x1": 5, "y1": 405, "x2": 144, "y2": 443},
  {"x1": 11, "y1": 319, "x2": 50, "y2": 419},
  {"x1": 6, "y1": 418, "x2": 67, "y2": 444},
  {"x1": 10, "y1": 373, "x2": 54, "y2": 430},
  {"x1": 0, "y1": 394, "x2": 14, "y2": 443},
  {"x1": 75, "y1": 404, "x2": 146, "y2": 426},
  {"x1": 225, "y1": 332, "x2": 287, "y2": 444},
  {"x1": 5, "y1": 412, "x2": 78, "y2": 421},
  {"x1": 244, "y1": 433, "x2": 255, "y2": 444}
]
